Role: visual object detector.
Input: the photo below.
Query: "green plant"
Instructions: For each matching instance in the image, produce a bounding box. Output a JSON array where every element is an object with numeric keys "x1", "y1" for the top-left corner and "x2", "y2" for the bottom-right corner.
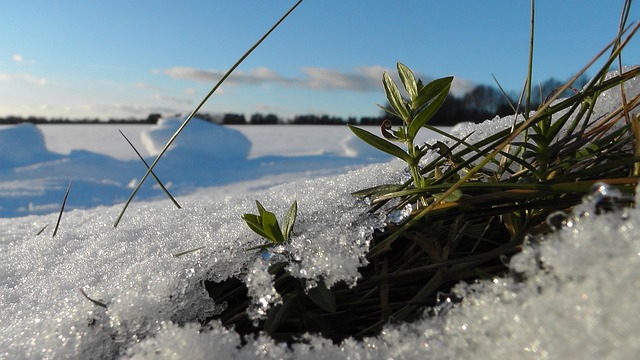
[
  {"x1": 242, "y1": 200, "x2": 297, "y2": 247},
  {"x1": 348, "y1": 63, "x2": 452, "y2": 190},
  {"x1": 343, "y1": 0, "x2": 640, "y2": 336},
  {"x1": 202, "y1": 1, "x2": 640, "y2": 346}
]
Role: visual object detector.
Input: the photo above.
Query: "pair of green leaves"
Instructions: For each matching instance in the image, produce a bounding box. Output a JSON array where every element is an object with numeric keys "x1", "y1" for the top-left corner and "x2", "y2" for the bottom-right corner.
[
  {"x1": 242, "y1": 200, "x2": 297, "y2": 246},
  {"x1": 348, "y1": 62, "x2": 453, "y2": 165}
]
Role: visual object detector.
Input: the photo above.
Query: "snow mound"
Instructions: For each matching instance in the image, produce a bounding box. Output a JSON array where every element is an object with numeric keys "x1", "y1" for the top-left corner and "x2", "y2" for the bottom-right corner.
[
  {"x1": 141, "y1": 117, "x2": 251, "y2": 160},
  {"x1": 340, "y1": 133, "x2": 391, "y2": 159},
  {"x1": 0, "y1": 123, "x2": 62, "y2": 168}
]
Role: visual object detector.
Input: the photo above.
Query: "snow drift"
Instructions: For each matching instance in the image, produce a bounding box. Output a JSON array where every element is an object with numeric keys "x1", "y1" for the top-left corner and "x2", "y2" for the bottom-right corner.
[{"x1": 0, "y1": 118, "x2": 390, "y2": 218}]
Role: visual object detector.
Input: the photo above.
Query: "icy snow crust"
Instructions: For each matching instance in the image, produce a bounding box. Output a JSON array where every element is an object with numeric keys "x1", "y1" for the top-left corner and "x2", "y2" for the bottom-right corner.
[{"x1": 1, "y1": 72, "x2": 640, "y2": 358}]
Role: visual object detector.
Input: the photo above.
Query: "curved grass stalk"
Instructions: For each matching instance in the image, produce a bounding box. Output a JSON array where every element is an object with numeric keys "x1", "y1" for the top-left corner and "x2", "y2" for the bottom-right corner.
[{"x1": 114, "y1": 0, "x2": 304, "y2": 227}]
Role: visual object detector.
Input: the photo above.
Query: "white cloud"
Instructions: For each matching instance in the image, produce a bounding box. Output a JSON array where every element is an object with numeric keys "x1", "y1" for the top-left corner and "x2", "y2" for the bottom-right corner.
[
  {"x1": 11, "y1": 54, "x2": 36, "y2": 64},
  {"x1": 153, "y1": 66, "x2": 288, "y2": 87},
  {"x1": 152, "y1": 65, "x2": 477, "y2": 96},
  {"x1": 300, "y1": 65, "x2": 390, "y2": 91},
  {"x1": 451, "y1": 78, "x2": 476, "y2": 97},
  {"x1": 0, "y1": 73, "x2": 48, "y2": 86},
  {"x1": 151, "y1": 93, "x2": 192, "y2": 105},
  {"x1": 153, "y1": 65, "x2": 389, "y2": 92},
  {"x1": 134, "y1": 82, "x2": 162, "y2": 90},
  {"x1": 184, "y1": 88, "x2": 198, "y2": 95}
]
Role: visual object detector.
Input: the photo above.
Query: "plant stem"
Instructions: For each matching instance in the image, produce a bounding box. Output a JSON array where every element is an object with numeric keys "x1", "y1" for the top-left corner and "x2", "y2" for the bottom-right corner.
[{"x1": 113, "y1": 0, "x2": 304, "y2": 227}]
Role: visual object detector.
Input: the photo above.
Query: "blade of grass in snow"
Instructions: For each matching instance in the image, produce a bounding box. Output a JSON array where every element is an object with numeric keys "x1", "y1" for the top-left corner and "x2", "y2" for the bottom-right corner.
[
  {"x1": 172, "y1": 246, "x2": 206, "y2": 258},
  {"x1": 113, "y1": 0, "x2": 304, "y2": 227},
  {"x1": 52, "y1": 180, "x2": 72, "y2": 238},
  {"x1": 35, "y1": 224, "x2": 48, "y2": 236},
  {"x1": 524, "y1": 0, "x2": 535, "y2": 115},
  {"x1": 79, "y1": 288, "x2": 107, "y2": 309},
  {"x1": 118, "y1": 129, "x2": 181, "y2": 209},
  {"x1": 367, "y1": 21, "x2": 640, "y2": 259}
]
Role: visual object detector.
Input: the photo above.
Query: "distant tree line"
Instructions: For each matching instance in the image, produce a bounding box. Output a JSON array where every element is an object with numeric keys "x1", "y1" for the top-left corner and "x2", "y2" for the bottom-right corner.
[
  {"x1": 0, "y1": 113, "x2": 162, "y2": 125},
  {"x1": 0, "y1": 75, "x2": 587, "y2": 126}
]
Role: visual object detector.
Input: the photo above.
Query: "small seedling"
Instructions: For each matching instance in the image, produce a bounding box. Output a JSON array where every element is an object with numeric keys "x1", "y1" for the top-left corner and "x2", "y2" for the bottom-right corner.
[
  {"x1": 242, "y1": 200, "x2": 297, "y2": 248},
  {"x1": 348, "y1": 63, "x2": 452, "y2": 190}
]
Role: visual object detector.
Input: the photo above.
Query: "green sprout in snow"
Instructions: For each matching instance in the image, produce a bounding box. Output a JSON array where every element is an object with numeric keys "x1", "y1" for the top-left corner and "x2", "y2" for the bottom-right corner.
[
  {"x1": 242, "y1": 200, "x2": 297, "y2": 248},
  {"x1": 348, "y1": 62, "x2": 453, "y2": 190}
]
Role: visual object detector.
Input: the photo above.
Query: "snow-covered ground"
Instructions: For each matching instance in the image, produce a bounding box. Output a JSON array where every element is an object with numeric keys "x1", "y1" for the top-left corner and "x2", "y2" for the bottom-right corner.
[
  {"x1": 1, "y1": 121, "x2": 435, "y2": 218},
  {"x1": 1, "y1": 72, "x2": 640, "y2": 359}
]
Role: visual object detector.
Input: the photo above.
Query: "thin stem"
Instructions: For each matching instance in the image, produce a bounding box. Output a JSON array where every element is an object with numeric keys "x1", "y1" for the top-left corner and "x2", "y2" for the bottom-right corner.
[{"x1": 524, "y1": 0, "x2": 535, "y2": 116}]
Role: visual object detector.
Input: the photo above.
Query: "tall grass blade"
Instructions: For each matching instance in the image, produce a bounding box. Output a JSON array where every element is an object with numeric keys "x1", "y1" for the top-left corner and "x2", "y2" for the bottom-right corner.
[
  {"x1": 114, "y1": 0, "x2": 304, "y2": 227},
  {"x1": 524, "y1": 0, "x2": 535, "y2": 115},
  {"x1": 52, "y1": 180, "x2": 72, "y2": 238},
  {"x1": 118, "y1": 130, "x2": 181, "y2": 209}
]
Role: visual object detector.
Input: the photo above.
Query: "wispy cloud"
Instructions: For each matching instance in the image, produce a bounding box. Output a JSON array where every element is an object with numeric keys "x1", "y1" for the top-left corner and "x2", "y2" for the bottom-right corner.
[
  {"x1": 152, "y1": 66, "x2": 287, "y2": 87},
  {"x1": 153, "y1": 65, "x2": 477, "y2": 96},
  {"x1": 11, "y1": 54, "x2": 36, "y2": 64},
  {"x1": 450, "y1": 78, "x2": 476, "y2": 97},
  {"x1": 151, "y1": 93, "x2": 192, "y2": 105},
  {"x1": 153, "y1": 65, "x2": 391, "y2": 92},
  {"x1": 184, "y1": 88, "x2": 198, "y2": 95},
  {"x1": 300, "y1": 65, "x2": 388, "y2": 91},
  {"x1": 134, "y1": 82, "x2": 162, "y2": 90},
  {"x1": 0, "y1": 73, "x2": 48, "y2": 86}
]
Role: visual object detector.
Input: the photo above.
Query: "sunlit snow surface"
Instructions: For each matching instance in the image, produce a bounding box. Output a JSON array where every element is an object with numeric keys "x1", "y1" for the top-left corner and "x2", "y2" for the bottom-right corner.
[
  {"x1": 1, "y1": 70, "x2": 640, "y2": 359},
  {"x1": 0, "y1": 120, "x2": 393, "y2": 218}
]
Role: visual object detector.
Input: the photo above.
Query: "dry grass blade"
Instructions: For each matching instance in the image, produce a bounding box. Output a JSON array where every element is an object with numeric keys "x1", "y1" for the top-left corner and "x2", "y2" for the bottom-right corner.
[
  {"x1": 118, "y1": 129, "x2": 181, "y2": 209},
  {"x1": 172, "y1": 246, "x2": 206, "y2": 258},
  {"x1": 79, "y1": 288, "x2": 107, "y2": 308},
  {"x1": 52, "y1": 180, "x2": 72, "y2": 238}
]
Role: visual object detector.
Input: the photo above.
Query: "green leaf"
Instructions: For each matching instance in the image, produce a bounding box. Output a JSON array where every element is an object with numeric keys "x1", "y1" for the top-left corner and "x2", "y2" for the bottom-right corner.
[
  {"x1": 528, "y1": 134, "x2": 549, "y2": 146},
  {"x1": 307, "y1": 279, "x2": 336, "y2": 313},
  {"x1": 383, "y1": 72, "x2": 410, "y2": 122},
  {"x1": 434, "y1": 189, "x2": 463, "y2": 203},
  {"x1": 348, "y1": 125, "x2": 412, "y2": 163},
  {"x1": 408, "y1": 81, "x2": 451, "y2": 138},
  {"x1": 397, "y1": 62, "x2": 418, "y2": 101},
  {"x1": 264, "y1": 293, "x2": 297, "y2": 334},
  {"x1": 255, "y1": 200, "x2": 268, "y2": 216},
  {"x1": 413, "y1": 76, "x2": 453, "y2": 110},
  {"x1": 281, "y1": 201, "x2": 297, "y2": 241},
  {"x1": 351, "y1": 184, "x2": 406, "y2": 198},
  {"x1": 242, "y1": 213, "x2": 272, "y2": 240},
  {"x1": 260, "y1": 210, "x2": 284, "y2": 244}
]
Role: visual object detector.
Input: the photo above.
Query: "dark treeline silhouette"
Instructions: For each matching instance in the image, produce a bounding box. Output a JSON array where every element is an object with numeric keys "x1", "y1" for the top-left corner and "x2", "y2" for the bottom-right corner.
[
  {"x1": 0, "y1": 113, "x2": 162, "y2": 125},
  {"x1": 0, "y1": 75, "x2": 588, "y2": 127}
]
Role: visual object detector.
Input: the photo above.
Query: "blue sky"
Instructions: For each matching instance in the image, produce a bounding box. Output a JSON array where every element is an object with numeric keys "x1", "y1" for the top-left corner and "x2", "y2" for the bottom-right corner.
[{"x1": 1, "y1": 1, "x2": 638, "y2": 120}]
